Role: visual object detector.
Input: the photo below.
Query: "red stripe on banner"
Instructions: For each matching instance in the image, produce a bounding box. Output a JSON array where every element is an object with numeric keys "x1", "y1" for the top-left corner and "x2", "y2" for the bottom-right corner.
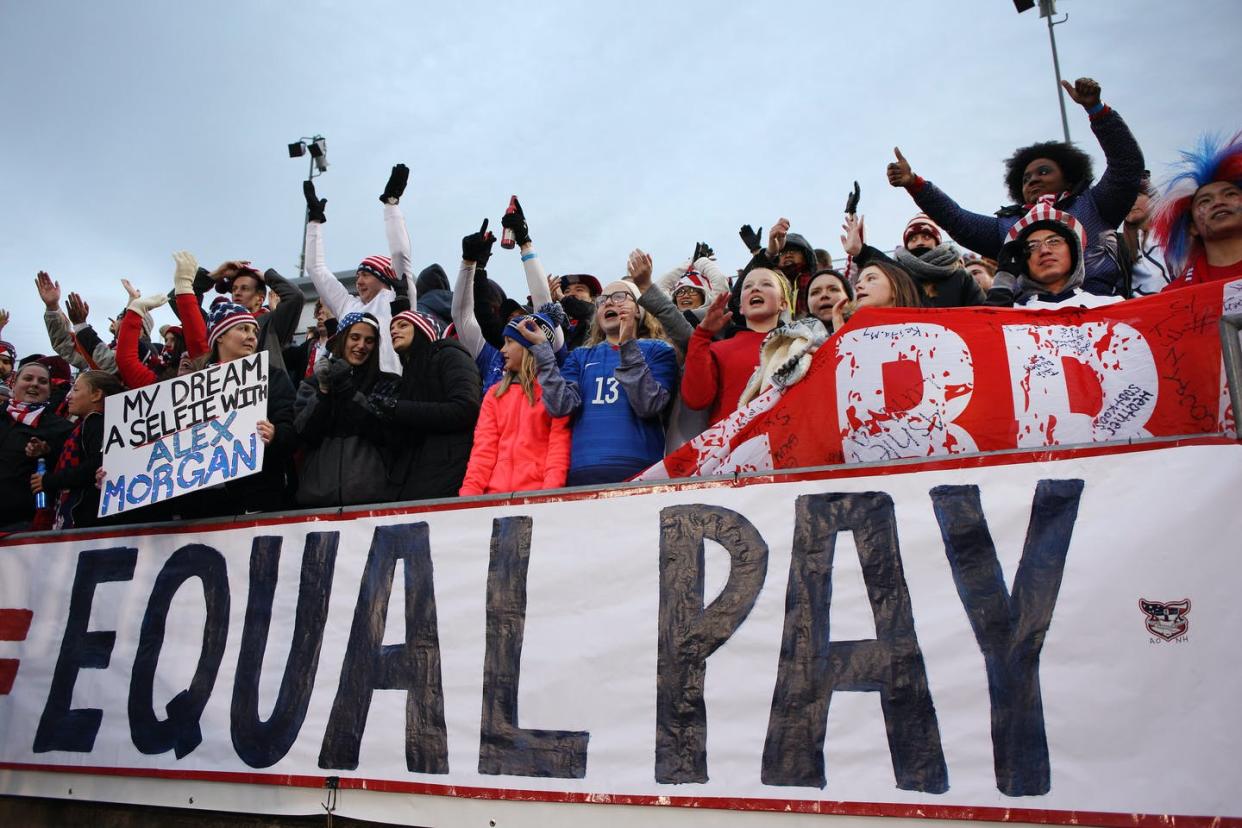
[
  {"x1": 0, "y1": 608, "x2": 32, "y2": 695},
  {"x1": 0, "y1": 435, "x2": 1233, "y2": 548},
  {"x1": 0, "y1": 661, "x2": 17, "y2": 694},
  {"x1": 0, "y1": 762, "x2": 1236, "y2": 827},
  {"x1": 0, "y1": 608, "x2": 33, "y2": 640}
]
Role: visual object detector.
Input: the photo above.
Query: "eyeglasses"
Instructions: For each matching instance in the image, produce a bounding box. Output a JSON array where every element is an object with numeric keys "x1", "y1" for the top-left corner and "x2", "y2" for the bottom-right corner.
[
  {"x1": 1024, "y1": 236, "x2": 1067, "y2": 255},
  {"x1": 1021, "y1": 164, "x2": 1057, "y2": 186},
  {"x1": 594, "y1": 291, "x2": 637, "y2": 307}
]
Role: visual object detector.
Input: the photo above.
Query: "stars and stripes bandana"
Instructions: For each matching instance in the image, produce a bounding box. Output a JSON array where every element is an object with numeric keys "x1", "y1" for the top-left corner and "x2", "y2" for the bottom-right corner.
[{"x1": 6, "y1": 400, "x2": 48, "y2": 427}]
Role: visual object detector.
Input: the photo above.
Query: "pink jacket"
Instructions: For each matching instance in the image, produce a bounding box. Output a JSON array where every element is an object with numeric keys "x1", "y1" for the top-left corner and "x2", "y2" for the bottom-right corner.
[{"x1": 459, "y1": 380, "x2": 571, "y2": 496}]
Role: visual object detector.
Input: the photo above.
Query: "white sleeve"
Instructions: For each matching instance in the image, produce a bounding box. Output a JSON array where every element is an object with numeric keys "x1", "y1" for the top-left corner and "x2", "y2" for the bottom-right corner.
[
  {"x1": 450, "y1": 261, "x2": 485, "y2": 359},
  {"x1": 521, "y1": 248, "x2": 553, "y2": 308},
  {"x1": 695, "y1": 256, "x2": 732, "y2": 296},
  {"x1": 384, "y1": 202, "x2": 416, "y2": 303},
  {"x1": 304, "y1": 222, "x2": 358, "y2": 319},
  {"x1": 656, "y1": 261, "x2": 689, "y2": 293}
]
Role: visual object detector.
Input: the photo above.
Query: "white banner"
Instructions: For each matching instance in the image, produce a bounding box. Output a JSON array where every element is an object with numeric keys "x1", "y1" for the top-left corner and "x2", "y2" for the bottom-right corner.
[
  {"x1": 1, "y1": 440, "x2": 1239, "y2": 825},
  {"x1": 99, "y1": 352, "x2": 269, "y2": 517}
]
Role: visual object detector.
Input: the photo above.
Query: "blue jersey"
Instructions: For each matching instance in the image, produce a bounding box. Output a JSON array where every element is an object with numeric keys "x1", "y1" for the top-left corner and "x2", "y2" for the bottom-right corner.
[
  {"x1": 559, "y1": 339, "x2": 678, "y2": 486},
  {"x1": 476, "y1": 343, "x2": 505, "y2": 392}
]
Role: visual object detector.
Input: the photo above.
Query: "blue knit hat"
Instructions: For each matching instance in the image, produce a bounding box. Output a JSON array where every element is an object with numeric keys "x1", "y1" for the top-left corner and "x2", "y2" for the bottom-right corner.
[
  {"x1": 503, "y1": 312, "x2": 560, "y2": 350},
  {"x1": 330, "y1": 311, "x2": 381, "y2": 347}
]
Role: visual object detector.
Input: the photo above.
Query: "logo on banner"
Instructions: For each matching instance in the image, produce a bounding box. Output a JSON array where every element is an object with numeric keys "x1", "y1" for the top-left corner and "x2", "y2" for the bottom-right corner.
[{"x1": 1139, "y1": 598, "x2": 1190, "y2": 641}]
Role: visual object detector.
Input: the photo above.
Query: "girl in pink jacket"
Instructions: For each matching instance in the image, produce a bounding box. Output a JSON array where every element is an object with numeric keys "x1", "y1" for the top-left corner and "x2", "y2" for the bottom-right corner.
[{"x1": 459, "y1": 313, "x2": 571, "y2": 496}]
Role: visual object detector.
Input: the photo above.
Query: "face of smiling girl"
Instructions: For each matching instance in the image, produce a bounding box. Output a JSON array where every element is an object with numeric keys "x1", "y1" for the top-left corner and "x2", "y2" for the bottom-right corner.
[{"x1": 854, "y1": 266, "x2": 897, "y2": 309}]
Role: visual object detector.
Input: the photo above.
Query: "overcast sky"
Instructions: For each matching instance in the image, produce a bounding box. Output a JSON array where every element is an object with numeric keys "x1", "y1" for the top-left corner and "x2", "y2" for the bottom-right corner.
[{"x1": 2, "y1": 0, "x2": 1239, "y2": 358}]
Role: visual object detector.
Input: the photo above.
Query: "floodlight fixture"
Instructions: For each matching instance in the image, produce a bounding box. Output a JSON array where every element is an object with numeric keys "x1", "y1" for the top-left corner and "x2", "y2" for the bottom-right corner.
[
  {"x1": 288, "y1": 133, "x2": 328, "y2": 278},
  {"x1": 309, "y1": 138, "x2": 328, "y2": 172}
]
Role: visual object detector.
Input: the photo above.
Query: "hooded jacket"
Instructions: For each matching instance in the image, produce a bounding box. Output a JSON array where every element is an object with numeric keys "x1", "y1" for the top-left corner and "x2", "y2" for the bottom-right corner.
[
  {"x1": 416, "y1": 263, "x2": 454, "y2": 328},
  {"x1": 459, "y1": 381, "x2": 571, "y2": 496},
  {"x1": 988, "y1": 201, "x2": 1123, "y2": 309}
]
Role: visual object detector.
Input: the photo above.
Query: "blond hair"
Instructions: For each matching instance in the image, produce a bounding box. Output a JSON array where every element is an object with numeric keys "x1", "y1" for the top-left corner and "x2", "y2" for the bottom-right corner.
[{"x1": 495, "y1": 345, "x2": 538, "y2": 405}]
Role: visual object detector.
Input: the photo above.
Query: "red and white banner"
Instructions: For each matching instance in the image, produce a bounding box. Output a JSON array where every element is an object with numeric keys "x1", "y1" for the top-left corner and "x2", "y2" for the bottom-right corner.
[
  {"x1": 0, "y1": 439, "x2": 1240, "y2": 826},
  {"x1": 643, "y1": 279, "x2": 1241, "y2": 480}
]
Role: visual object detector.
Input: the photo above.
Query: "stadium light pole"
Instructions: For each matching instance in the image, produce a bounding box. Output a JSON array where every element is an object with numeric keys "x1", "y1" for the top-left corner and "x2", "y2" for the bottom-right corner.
[
  {"x1": 287, "y1": 135, "x2": 328, "y2": 279},
  {"x1": 1013, "y1": 0, "x2": 1072, "y2": 143}
]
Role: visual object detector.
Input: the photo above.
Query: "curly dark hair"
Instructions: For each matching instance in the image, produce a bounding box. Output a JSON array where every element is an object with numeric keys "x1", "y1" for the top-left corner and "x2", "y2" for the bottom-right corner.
[{"x1": 1004, "y1": 141, "x2": 1094, "y2": 204}]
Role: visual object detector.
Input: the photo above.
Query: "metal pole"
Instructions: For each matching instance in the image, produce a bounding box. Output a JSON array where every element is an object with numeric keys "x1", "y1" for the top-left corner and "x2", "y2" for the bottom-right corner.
[
  {"x1": 298, "y1": 152, "x2": 312, "y2": 280},
  {"x1": 1044, "y1": 8, "x2": 1071, "y2": 143},
  {"x1": 1220, "y1": 314, "x2": 1242, "y2": 442}
]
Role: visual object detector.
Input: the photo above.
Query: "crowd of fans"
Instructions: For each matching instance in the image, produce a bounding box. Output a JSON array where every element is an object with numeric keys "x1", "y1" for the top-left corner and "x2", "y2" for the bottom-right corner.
[{"x1": 2, "y1": 76, "x2": 1240, "y2": 533}]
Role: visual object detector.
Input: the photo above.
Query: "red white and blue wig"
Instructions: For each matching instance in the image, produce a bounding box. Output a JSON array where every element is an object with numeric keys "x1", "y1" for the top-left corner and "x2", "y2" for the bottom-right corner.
[{"x1": 1151, "y1": 131, "x2": 1242, "y2": 277}]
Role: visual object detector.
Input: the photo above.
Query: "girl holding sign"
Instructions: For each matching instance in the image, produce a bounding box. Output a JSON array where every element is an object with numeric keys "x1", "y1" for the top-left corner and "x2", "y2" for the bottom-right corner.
[{"x1": 175, "y1": 300, "x2": 296, "y2": 518}]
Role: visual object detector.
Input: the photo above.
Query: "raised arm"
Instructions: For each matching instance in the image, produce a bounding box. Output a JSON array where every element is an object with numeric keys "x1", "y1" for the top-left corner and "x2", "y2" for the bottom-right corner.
[
  {"x1": 500, "y1": 197, "x2": 552, "y2": 307},
  {"x1": 629, "y1": 248, "x2": 695, "y2": 349},
  {"x1": 36, "y1": 272, "x2": 90, "y2": 371},
  {"x1": 172, "y1": 252, "x2": 209, "y2": 358},
  {"x1": 115, "y1": 281, "x2": 167, "y2": 389},
  {"x1": 888, "y1": 147, "x2": 1005, "y2": 258},
  {"x1": 302, "y1": 180, "x2": 357, "y2": 319},
  {"x1": 1062, "y1": 78, "x2": 1145, "y2": 228},
  {"x1": 453, "y1": 220, "x2": 497, "y2": 360},
  {"x1": 261, "y1": 268, "x2": 305, "y2": 351},
  {"x1": 379, "y1": 164, "x2": 416, "y2": 305}
]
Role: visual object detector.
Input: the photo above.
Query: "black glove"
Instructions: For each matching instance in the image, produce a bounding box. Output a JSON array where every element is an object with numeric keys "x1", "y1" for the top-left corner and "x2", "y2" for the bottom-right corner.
[
  {"x1": 462, "y1": 218, "x2": 497, "y2": 266},
  {"x1": 501, "y1": 197, "x2": 532, "y2": 246},
  {"x1": 739, "y1": 224, "x2": 763, "y2": 254},
  {"x1": 692, "y1": 241, "x2": 714, "y2": 262},
  {"x1": 303, "y1": 180, "x2": 327, "y2": 223},
  {"x1": 323, "y1": 356, "x2": 353, "y2": 394},
  {"x1": 379, "y1": 163, "x2": 409, "y2": 204},
  {"x1": 997, "y1": 239, "x2": 1026, "y2": 281},
  {"x1": 363, "y1": 391, "x2": 398, "y2": 422},
  {"x1": 986, "y1": 241, "x2": 1026, "y2": 307},
  {"x1": 845, "y1": 180, "x2": 861, "y2": 216}
]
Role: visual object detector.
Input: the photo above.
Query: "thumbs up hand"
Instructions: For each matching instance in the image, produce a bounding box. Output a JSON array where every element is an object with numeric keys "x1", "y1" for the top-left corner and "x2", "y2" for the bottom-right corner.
[{"x1": 886, "y1": 147, "x2": 916, "y2": 188}]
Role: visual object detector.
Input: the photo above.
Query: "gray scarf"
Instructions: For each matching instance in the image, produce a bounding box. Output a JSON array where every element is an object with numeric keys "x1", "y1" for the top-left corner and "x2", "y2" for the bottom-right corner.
[{"x1": 893, "y1": 243, "x2": 961, "y2": 283}]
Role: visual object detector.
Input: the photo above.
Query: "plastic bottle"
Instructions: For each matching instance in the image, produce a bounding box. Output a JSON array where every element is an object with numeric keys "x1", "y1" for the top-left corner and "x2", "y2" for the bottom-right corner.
[
  {"x1": 35, "y1": 458, "x2": 46, "y2": 510},
  {"x1": 500, "y1": 195, "x2": 519, "y2": 249}
]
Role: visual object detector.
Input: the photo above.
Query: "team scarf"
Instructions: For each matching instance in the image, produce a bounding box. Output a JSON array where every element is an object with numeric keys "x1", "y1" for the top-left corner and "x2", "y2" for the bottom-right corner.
[
  {"x1": 52, "y1": 412, "x2": 95, "y2": 529},
  {"x1": 6, "y1": 400, "x2": 48, "y2": 427}
]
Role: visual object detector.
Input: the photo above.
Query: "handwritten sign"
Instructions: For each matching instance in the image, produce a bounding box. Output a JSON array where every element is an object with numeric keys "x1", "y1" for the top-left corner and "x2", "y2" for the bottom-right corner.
[{"x1": 99, "y1": 352, "x2": 269, "y2": 516}]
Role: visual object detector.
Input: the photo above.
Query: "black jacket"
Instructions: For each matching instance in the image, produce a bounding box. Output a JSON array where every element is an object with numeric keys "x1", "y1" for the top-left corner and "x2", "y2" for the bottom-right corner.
[
  {"x1": 40, "y1": 411, "x2": 106, "y2": 529},
  {"x1": 387, "y1": 339, "x2": 482, "y2": 501},
  {"x1": 293, "y1": 370, "x2": 397, "y2": 507},
  {"x1": 0, "y1": 407, "x2": 74, "y2": 529}
]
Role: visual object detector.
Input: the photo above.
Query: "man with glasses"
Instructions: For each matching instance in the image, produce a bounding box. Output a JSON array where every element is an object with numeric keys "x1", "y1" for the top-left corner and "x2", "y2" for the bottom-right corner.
[{"x1": 985, "y1": 202, "x2": 1122, "y2": 309}]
